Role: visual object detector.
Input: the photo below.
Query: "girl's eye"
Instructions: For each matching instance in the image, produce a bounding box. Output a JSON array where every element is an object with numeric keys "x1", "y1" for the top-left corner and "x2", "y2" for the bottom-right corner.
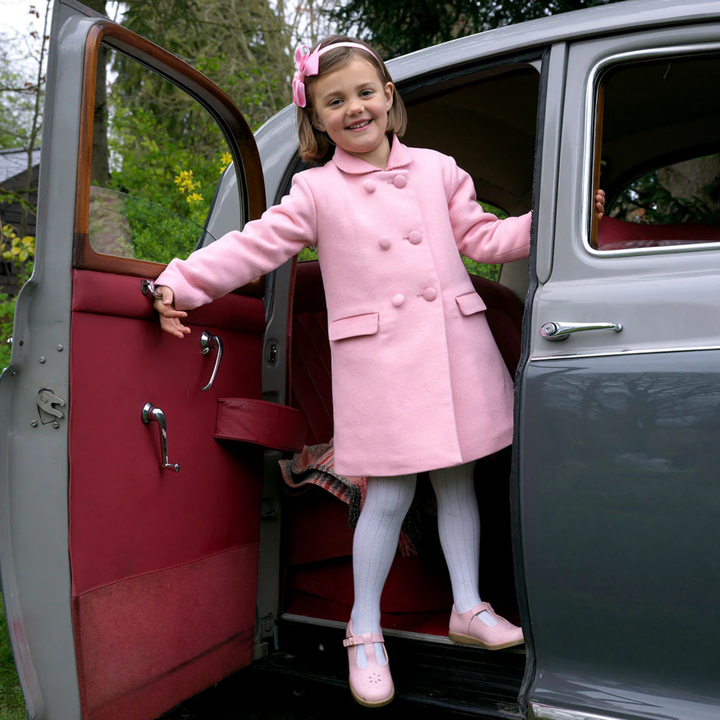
[{"x1": 361, "y1": 89, "x2": 374, "y2": 97}]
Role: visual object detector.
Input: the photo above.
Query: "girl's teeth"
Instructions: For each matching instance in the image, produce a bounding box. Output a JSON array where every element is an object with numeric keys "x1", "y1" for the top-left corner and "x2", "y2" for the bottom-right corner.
[{"x1": 349, "y1": 120, "x2": 370, "y2": 129}]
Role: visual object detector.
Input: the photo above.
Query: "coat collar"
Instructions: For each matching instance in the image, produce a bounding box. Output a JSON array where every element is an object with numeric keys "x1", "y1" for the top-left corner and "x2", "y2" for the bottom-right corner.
[{"x1": 331, "y1": 135, "x2": 412, "y2": 175}]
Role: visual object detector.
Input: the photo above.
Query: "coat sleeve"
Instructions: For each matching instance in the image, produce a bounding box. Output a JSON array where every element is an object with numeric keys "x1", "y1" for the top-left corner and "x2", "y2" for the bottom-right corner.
[
  {"x1": 446, "y1": 157, "x2": 532, "y2": 264},
  {"x1": 155, "y1": 173, "x2": 317, "y2": 310}
]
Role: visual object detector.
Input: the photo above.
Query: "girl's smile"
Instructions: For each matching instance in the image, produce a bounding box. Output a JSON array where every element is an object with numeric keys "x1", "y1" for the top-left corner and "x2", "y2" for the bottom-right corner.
[{"x1": 312, "y1": 57, "x2": 394, "y2": 169}]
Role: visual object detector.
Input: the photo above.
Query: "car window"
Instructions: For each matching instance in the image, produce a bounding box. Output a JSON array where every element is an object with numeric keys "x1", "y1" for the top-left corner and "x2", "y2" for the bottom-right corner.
[
  {"x1": 404, "y1": 63, "x2": 539, "y2": 282},
  {"x1": 590, "y1": 52, "x2": 720, "y2": 252},
  {"x1": 86, "y1": 43, "x2": 236, "y2": 264}
]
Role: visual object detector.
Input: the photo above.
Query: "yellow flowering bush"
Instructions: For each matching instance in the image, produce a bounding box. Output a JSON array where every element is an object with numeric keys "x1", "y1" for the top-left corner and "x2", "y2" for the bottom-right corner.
[
  {"x1": 1, "y1": 225, "x2": 35, "y2": 263},
  {"x1": 173, "y1": 169, "x2": 199, "y2": 197},
  {"x1": 1, "y1": 225, "x2": 35, "y2": 369},
  {"x1": 219, "y1": 152, "x2": 233, "y2": 174}
]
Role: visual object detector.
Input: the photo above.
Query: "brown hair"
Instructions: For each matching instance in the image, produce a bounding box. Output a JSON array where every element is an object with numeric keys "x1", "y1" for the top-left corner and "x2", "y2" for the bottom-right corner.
[{"x1": 296, "y1": 35, "x2": 407, "y2": 163}]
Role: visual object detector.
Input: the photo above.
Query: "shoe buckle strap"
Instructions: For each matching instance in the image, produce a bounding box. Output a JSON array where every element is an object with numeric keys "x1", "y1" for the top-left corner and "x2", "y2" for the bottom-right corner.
[
  {"x1": 469, "y1": 602, "x2": 490, "y2": 615},
  {"x1": 343, "y1": 631, "x2": 384, "y2": 648}
]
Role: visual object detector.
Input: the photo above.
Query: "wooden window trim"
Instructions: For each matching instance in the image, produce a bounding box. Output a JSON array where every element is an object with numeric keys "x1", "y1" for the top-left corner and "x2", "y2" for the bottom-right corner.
[{"x1": 73, "y1": 20, "x2": 265, "y2": 297}]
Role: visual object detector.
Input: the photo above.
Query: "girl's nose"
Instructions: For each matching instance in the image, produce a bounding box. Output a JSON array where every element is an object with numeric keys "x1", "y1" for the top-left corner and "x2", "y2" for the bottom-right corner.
[{"x1": 347, "y1": 99, "x2": 363, "y2": 114}]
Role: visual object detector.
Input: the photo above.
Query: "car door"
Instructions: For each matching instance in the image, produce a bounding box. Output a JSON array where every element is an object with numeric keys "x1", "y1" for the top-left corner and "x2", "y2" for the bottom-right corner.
[
  {"x1": 0, "y1": 1, "x2": 274, "y2": 718},
  {"x1": 517, "y1": 16, "x2": 720, "y2": 720}
]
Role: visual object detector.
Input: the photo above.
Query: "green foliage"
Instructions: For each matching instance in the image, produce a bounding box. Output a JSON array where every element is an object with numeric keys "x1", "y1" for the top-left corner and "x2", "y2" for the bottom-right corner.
[
  {"x1": 0, "y1": 595, "x2": 25, "y2": 720},
  {"x1": 118, "y1": 0, "x2": 292, "y2": 132},
  {"x1": 462, "y1": 257, "x2": 500, "y2": 281},
  {"x1": 0, "y1": 227, "x2": 34, "y2": 370},
  {"x1": 125, "y1": 198, "x2": 208, "y2": 264},
  {"x1": 96, "y1": 80, "x2": 232, "y2": 262},
  {"x1": 98, "y1": 0, "x2": 293, "y2": 264},
  {"x1": 106, "y1": 91, "x2": 223, "y2": 216},
  {"x1": 460, "y1": 200, "x2": 507, "y2": 281},
  {"x1": 331, "y1": 0, "x2": 626, "y2": 58},
  {"x1": 298, "y1": 247, "x2": 318, "y2": 262},
  {"x1": 0, "y1": 34, "x2": 40, "y2": 151},
  {"x1": 611, "y1": 156, "x2": 720, "y2": 226}
]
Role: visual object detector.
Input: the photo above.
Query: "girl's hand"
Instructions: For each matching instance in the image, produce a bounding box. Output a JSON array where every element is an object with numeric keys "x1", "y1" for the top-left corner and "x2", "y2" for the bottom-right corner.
[
  {"x1": 153, "y1": 285, "x2": 191, "y2": 338},
  {"x1": 596, "y1": 189, "x2": 606, "y2": 220}
]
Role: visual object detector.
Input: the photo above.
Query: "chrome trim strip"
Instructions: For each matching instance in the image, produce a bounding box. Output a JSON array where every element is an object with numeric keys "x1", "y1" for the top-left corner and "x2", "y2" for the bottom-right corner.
[
  {"x1": 581, "y1": 42, "x2": 720, "y2": 259},
  {"x1": 281, "y1": 613, "x2": 453, "y2": 645},
  {"x1": 280, "y1": 613, "x2": 528, "y2": 652},
  {"x1": 530, "y1": 344, "x2": 720, "y2": 362},
  {"x1": 531, "y1": 702, "x2": 624, "y2": 720}
]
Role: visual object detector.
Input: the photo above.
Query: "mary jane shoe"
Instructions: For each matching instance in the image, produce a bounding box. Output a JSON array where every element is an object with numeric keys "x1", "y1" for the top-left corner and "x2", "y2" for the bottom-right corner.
[
  {"x1": 343, "y1": 621, "x2": 395, "y2": 707},
  {"x1": 449, "y1": 602, "x2": 524, "y2": 650}
]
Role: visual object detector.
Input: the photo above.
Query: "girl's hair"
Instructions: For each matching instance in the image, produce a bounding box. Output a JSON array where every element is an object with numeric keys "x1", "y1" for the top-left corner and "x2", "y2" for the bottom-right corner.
[{"x1": 296, "y1": 35, "x2": 408, "y2": 163}]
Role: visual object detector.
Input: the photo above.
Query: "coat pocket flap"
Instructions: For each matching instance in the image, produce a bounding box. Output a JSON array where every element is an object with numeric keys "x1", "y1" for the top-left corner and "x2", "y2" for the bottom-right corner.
[
  {"x1": 329, "y1": 312, "x2": 379, "y2": 341},
  {"x1": 455, "y1": 292, "x2": 488, "y2": 316}
]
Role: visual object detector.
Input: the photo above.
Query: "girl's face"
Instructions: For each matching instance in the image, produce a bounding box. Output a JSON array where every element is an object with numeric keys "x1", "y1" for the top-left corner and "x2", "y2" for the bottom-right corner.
[{"x1": 312, "y1": 57, "x2": 394, "y2": 169}]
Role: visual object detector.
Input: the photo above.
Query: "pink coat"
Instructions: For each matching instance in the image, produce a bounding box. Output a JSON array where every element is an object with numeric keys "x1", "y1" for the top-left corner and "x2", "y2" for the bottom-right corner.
[{"x1": 156, "y1": 138, "x2": 531, "y2": 477}]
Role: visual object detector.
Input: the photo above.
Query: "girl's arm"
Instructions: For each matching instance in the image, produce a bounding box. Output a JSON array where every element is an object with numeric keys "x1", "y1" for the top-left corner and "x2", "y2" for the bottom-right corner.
[
  {"x1": 446, "y1": 158, "x2": 532, "y2": 264},
  {"x1": 154, "y1": 172, "x2": 318, "y2": 326},
  {"x1": 447, "y1": 160, "x2": 607, "y2": 264}
]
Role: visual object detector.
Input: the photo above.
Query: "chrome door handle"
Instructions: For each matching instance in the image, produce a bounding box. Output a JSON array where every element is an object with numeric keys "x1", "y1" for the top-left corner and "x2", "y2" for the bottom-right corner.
[
  {"x1": 540, "y1": 321, "x2": 623, "y2": 342},
  {"x1": 141, "y1": 278, "x2": 163, "y2": 300},
  {"x1": 141, "y1": 402, "x2": 180, "y2": 472},
  {"x1": 200, "y1": 331, "x2": 224, "y2": 391}
]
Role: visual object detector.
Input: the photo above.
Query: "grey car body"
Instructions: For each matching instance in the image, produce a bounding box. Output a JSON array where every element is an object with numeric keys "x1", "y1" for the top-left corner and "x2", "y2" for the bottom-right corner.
[{"x1": 1, "y1": 0, "x2": 720, "y2": 718}]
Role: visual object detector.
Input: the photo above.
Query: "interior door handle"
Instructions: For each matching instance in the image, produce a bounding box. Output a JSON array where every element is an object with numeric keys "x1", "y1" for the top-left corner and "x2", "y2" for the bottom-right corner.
[
  {"x1": 200, "y1": 331, "x2": 224, "y2": 391},
  {"x1": 540, "y1": 321, "x2": 623, "y2": 342},
  {"x1": 141, "y1": 402, "x2": 180, "y2": 472}
]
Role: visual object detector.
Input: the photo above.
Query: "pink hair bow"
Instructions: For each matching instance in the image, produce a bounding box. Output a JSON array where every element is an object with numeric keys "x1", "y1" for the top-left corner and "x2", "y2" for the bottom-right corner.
[
  {"x1": 293, "y1": 44, "x2": 321, "y2": 108},
  {"x1": 292, "y1": 41, "x2": 382, "y2": 108}
]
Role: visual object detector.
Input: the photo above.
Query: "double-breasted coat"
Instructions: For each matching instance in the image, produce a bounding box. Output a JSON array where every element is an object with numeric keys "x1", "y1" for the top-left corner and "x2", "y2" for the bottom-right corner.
[{"x1": 156, "y1": 138, "x2": 531, "y2": 477}]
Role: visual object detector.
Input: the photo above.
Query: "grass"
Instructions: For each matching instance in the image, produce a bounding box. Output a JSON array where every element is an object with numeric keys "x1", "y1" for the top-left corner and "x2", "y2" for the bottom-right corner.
[{"x1": 0, "y1": 596, "x2": 26, "y2": 720}]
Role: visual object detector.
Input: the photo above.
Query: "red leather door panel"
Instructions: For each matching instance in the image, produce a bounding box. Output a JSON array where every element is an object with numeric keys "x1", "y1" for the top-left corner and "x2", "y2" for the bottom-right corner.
[{"x1": 69, "y1": 269, "x2": 265, "y2": 720}]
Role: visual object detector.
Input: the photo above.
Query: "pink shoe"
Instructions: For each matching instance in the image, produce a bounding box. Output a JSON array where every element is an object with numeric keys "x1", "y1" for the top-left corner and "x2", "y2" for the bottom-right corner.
[
  {"x1": 449, "y1": 602, "x2": 524, "y2": 650},
  {"x1": 343, "y1": 621, "x2": 395, "y2": 707}
]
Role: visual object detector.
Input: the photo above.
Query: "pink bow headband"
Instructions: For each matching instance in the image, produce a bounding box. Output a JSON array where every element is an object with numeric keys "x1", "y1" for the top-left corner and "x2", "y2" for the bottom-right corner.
[{"x1": 292, "y1": 41, "x2": 381, "y2": 108}]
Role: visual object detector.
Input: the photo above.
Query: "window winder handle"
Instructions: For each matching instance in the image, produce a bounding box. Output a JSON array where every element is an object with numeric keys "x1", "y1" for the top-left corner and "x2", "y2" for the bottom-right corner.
[
  {"x1": 200, "y1": 331, "x2": 224, "y2": 391},
  {"x1": 141, "y1": 402, "x2": 180, "y2": 472}
]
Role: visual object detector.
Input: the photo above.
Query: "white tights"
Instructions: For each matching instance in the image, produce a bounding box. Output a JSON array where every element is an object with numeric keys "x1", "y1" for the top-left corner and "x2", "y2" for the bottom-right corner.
[{"x1": 350, "y1": 461, "x2": 495, "y2": 667}]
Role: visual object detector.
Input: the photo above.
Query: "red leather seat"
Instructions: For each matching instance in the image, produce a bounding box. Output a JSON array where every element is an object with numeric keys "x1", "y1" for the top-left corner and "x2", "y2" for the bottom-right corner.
[{"x1": 597, "y1": 215, "x2": 720, "y2": 250}]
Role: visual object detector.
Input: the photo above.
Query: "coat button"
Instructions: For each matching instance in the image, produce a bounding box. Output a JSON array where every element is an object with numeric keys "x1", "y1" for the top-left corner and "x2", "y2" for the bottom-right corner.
[
  {"x1": 393, "y1": 175, "x2": 407, "y2": 189},
  {"x1": 392, "y1": 294, "x2": 405, "y2": 307},
  {"x1": 363, "y1": 180, "x2": 375, "y2": 193},
  {"x1": 423, "y1": 287, "x2": 437, "y2": 302},
  {"x1": 378, "y1": 236, "x2": 392, "y2": 250},
  {"x1": 408, "y1": 230, "x2": 422, "y2": 244}
]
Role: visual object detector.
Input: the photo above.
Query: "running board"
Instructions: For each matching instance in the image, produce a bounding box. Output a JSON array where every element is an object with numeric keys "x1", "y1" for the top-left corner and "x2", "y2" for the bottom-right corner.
[{"x1": 250, "y1": 616, "x2": 526, "y2": 717}]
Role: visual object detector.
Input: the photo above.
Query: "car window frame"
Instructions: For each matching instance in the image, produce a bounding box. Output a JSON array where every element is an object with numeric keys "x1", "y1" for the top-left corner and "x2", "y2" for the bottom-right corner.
[
  {"x1": 72, "y1": 20, "x2": 266, "y2": 296},
  {"x1": 583, "y1": 41, "x2": 720, "y2": 259}
]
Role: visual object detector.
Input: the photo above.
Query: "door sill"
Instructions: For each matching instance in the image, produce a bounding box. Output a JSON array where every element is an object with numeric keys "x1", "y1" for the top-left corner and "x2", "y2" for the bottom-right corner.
[
  {"x1": 281, "y1": 612, "x2": 527, "y2": 653},
  {"x1": 254, "y1": 616, "x2": 527, "y2": 717}
]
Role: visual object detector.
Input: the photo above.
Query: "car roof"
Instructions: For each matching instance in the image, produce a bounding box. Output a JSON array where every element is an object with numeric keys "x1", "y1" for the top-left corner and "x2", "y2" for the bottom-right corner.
[{"x1": 387, "y1": 0, "x2": 720, "y2": 82}]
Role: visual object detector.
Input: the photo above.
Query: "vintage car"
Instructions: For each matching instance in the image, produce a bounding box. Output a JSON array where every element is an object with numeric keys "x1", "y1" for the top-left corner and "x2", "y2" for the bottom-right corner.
[{"x1": 1, "y1": 0, "x2": 720, "y2": 718}]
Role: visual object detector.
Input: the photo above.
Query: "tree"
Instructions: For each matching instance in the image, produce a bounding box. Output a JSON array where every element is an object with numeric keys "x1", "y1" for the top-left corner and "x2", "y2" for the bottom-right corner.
[
  {"x1": 119, "y1": 0, "x2": 293, "y2": 131},
  {"x1": 0, "y1": 0, "x2": 51, "y2": 236},
  {"x1": 331, "y1": 0, "x2": 626, "y2": 59}
]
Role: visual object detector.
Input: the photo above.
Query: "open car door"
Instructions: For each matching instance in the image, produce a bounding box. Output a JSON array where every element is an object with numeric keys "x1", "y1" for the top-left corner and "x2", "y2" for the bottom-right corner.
[{"x1": 0, "y1": 1, "x2": 275, "y2": 718}]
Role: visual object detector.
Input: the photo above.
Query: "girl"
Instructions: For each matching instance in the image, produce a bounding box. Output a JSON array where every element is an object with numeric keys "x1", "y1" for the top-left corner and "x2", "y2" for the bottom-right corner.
[{"x1": 154, "y1": 36, "x2": 605, "y2": 708}]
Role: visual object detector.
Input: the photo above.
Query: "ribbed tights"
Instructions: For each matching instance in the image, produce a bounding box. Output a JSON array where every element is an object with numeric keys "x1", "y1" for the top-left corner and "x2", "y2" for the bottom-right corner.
[
  {"x1": 350, "y1": 461, "x2": 495, "y2": 668},
  {"x1": 350, "y1": 474, "x2": 415, "y2": 668}
]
